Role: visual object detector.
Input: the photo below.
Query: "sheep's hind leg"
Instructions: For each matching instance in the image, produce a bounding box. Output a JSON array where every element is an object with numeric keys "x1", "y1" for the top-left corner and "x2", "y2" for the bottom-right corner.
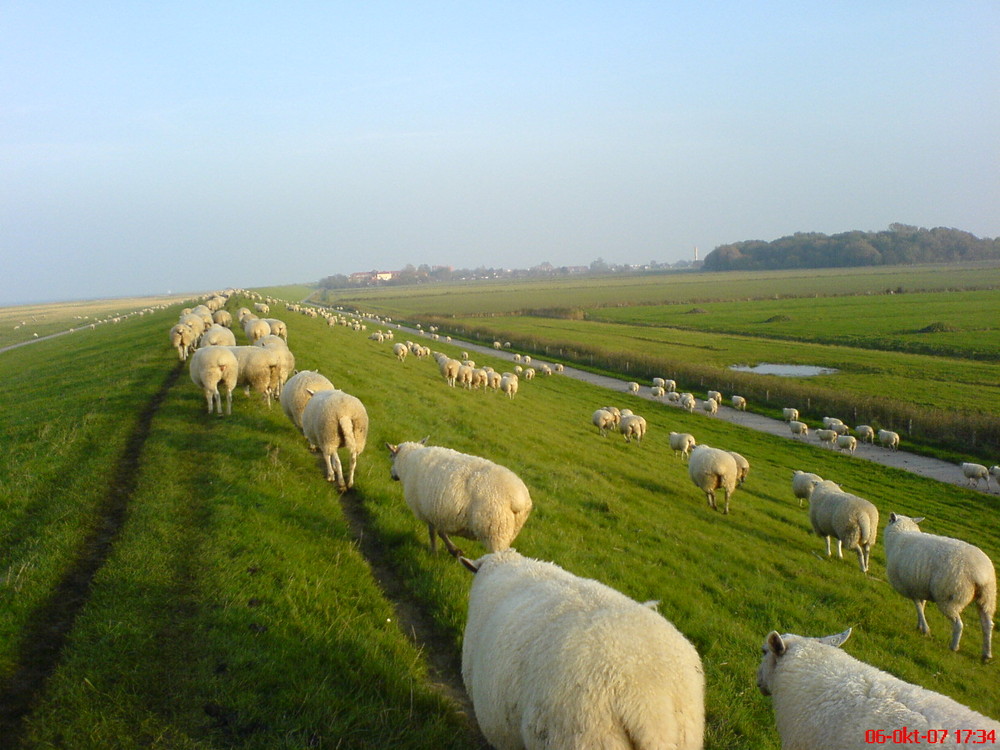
[
  {"x1": 946, "y1": 614, "x2": 964, "y2": 652},
  {"x1": 914, "y1": 600, "x2": 931, "y2": 635},
  {"x1": 438, "y1": 531, "x2": 464, "y2": 558},
  {"x1": 978, "y1": 604, "x2": 993, "y2": 662}
]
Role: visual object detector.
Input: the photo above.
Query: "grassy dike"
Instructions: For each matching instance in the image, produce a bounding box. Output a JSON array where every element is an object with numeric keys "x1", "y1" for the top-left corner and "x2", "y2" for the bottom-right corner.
[{"x1": 1, "y1": 295, "x2": 998, "y2": 748}]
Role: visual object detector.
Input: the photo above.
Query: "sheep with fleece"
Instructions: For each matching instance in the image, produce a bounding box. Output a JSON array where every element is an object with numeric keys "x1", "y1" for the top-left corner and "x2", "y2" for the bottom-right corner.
[
  {"x1": 189, "y1": 346, "x2": 238, "y2": 416},
  {"x1": 439, "y1": 357, "x2": 461, "y2": 387},
  {"x1": 879, "y1": 429, "x2": 900, "y2": 450},
  {"x1": 702, "y1": 398, "x2": 718, "y2": 416},
  {"x1": 679, "y1": 393, "x2": 696, "y2": 413},
  {"x1": 253, "y1": 336, "x2": 295, "y2": 396},
  {"x1": 992, "y1": 465, "x2": 1000, "y2": 490},
  {"x1": 791, "y1": 470, "x2": 823, "y2": 508},
  {"x1": 727, "y1": 450, "x2": 750, "y2": 485},
  {"x1": 169, "y1": 323, "x2": 196, "y2": 361},
  {"x1": 652, "y1": 376, "x2": 666, "y2": 389},
  {"x1": 262, "y1": 318, "x2": 288, "y2": 340},
  {"x1": 384, "y1": 440, "x2": 532, "y2": 556},
  {"x1": 782, "y1": 407, "x2": 799, "y2": 422},
  {"x1": 279, "y1": 370, "x2": 335, "y2": 432},
  {"x1": 731, "y1": 394, "x2": 747, "y2": 411},
  {"x1": 460, "y1": 549, "x2": 705, "y2": 750},
  {"x1": 522, "y1": 367, "x2": 535, "y2": 381},
  {"x1": 707, "y1": 390, "x2": 723, "y2": 405},
  {"x1": 836, "y1": 434, "x2": 858, "y2": 454},
  {"x1": 242, "y1": 316, "x2": 271, "y2": 344},
  {"x1": 789, "y1": 420, "x2": 809, "y2": 438},
  {"x1": 855, "y1": 424, "x2": 875, "y2": 443},
  {"x1": 961, "y1": 462, "x2": 989, "y2": 488},
  {"x1": 808, "y1": 480, "x2": 879, "y2": 573},
  {"x1": 198, "y1": 324, "x2": 237, "y2": 348},
  {"x1": 688, "y1": 444, "x2": 739, "y2": 514},
  {"x1": 225, "y1": 346, "x2": 282, "y2": 407},
  {"x1": 815, "y1": 428, "x2": 838, "y2": 448},
  {"x1": 593, "y1": 409, "x2": 617, "y2": 437},
  {"x1": 619, "y1": 413, "x2": 647, "y2": 444},
  {"x1": 392, "y1": 342, "x2": 408, "y2": 362},
  {"x1": 179, "y1": 312, "x2": 207, "y2": 340},
  {"x1": 757, "y1": 627, "x2": 1000, "y2": 750},
  {"x1": 650, "y1": 385, "x2": 665, "y2": 398},
  {"x1": 669, "y1": 431, "x2": 697, "y2": 460},
  {"x1": 212, "y1": 309, "x2": 232, "y2": 328},
  {"x1": 626, "y1": 381, "x2": 640, "y2": 394},
  {"x1": 884, "y1": 513, "x2": 996, "y2": 662},
  {"x1": 301, "y1": 389, "x2": 368, "y2": 491},
  {"x1": 499, "y1": 372, "x2": 519, "y2": 399}
]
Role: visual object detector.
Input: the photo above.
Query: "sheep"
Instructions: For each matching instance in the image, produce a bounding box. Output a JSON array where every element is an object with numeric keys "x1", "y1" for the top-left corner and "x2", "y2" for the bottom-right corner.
[
  {"x1": 522, "y1": 367, "x2": 535, "y2": 381},
  {"x1": 593, "y1": 409, "x2": 617, "y2": 437},
  {"x1": 702, "y1": 398, "x2": 718, "y2": 416},
  {"x1": 815, "y1": 428, "x2": 838, "y2": 448},
  {"x1": 457, "y1": 364, "x2": 474, "y2": 389},
  {"x1": 731, "y1": 394, "x2": 747, "y2": 411},
  {"x1": 878, "y1": 428, "x2": 900, "y2": 450},
  {"x1": 822, "y1": 416, "x2": 843, "y2": 428},
  {"x1": 961, "y1": 462, "x2": 989, "y2": 488},
  {"x1": 756, "y1": 627, "x2": 1000, "y2": 750},
  {"x1": 385, "y1": 440, "x2": 532, "y2": 556},
  {"x1": 242, "y1": 317, "x2": 271, "y2": 344},
  {"x1": 262, "y1": 318, "x2": 288, "y2": 340},
  {"x1": 626, "y1": 381, "x2": 640, "y2": 394},
  {"x1": 461, "y1": 549, "x2": 705, "y2": 750},
  {"x1": 280, "y1": 370, "x2": 335, "y2": 432},
  {"x1": 499, "y1": 372, "x2": 518, "y2": 399},
  {"x1": 212, "y1": 309, "x2": 233, "y2": 328},
  {"x1": 782, "y1": 407, "x2": 799, "y2": 422},
  {"x1": 706, "y1": 390, "x2": 722, "y2": 405},
  {"x1": 855, "y1": 424, "x2": 875, "y2": 443},
  {"x1": 808, "y1": 480, "x2": 879, "y2": 572},
  {"x1": 178, "y1": 312, "x2": 207, "y2": 339},
  {"x1": 688, "y1": 445, "x2": 739, "y2": 514},
  {"x1": 663, "y1": 379, "x2": 676, "y2": 392},
  {"x1": 727, "y1": 450, "x2": 750, "y2": 485},
  {"x1": 620, "y1": 414, "x2": 647, "y2": 444},
  {"x1": 992, "y1": 465, "x2": 1000, "y2": 490},
  {"x1": 679, "y1": 393, "x2": 696, "y2": 412},
  {"x1": 650, "y1": 385, "x2": 665, "y2": 398},
  {"x1": 836, "y1": 434, "x2": 858, "y2": 454},
  {"x1": 188, "y1": 346, "x2": 238, "y2": 416},
  {"x1": 169, "y1": 323, "x2": 196, "y2": 361},
  {"x1": 392, "y1": 342, "x2": 408, "y2": 362},
  {"x1": 300, "y1": 389, "x2": 368, "y2": 491},
  {"x1": 790, "y1": 471, "x2": 823, "y2": 508},
  {"x1": 789, "y1": 420, "x2": 809, "y2": 438},
  {"x1": 554, "y1": 363, "x2": 564, "y2": 373},
  {"x1": 669, "y1": 432, "x2": 697, "y2": 461},
  {"x1": 884, "y1": 513, "x2": 996, "y2": 662},
  {"x1": 226, "y1": 346, "x2": 283, "y2": 407},
  {"x1": 198, "y1": 323, "x2": 237, "y2": 348},
  {"x1": 652, "y1": 377, "x2": 666, "y2": 388},
  {"x1": 439, "y1": 357, "x2": 461, "y2": 387}
]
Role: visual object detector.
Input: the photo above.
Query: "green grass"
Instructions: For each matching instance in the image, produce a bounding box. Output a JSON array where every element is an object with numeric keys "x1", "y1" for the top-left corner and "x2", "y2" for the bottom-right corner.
[{"x1": 1, "y1": 292, "x2": 998, "y2": 749}]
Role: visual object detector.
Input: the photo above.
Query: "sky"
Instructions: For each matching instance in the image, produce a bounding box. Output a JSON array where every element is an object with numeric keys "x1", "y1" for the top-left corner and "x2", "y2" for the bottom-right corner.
[{"x1": 2, "y1": 1, "x2": 998, "y2": 306}]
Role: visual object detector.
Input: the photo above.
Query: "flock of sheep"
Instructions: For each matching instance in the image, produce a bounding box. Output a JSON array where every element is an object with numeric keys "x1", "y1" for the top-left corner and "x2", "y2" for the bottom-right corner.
[{"x1": 167, "y1": 293, "x2": 998, "y2": 749}]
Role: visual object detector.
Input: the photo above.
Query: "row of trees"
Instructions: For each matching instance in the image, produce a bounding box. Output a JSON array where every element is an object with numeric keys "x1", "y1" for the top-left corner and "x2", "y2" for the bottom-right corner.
[{"x1": 703, "y1": 225, "x2": 1000, "y2": 271}]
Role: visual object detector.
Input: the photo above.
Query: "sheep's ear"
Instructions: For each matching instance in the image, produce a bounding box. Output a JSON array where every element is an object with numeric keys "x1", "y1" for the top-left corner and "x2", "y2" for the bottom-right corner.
[
  {"x1": 889, "y1": 512, "x2": 899, "y2": 523},
  {"x1": 305, "y1": 388, "x2": 315, "y2": 396},
  {"x1": 819, "y1": 628, "x2": 852, "y2": 648},
  {"x1": 459, "y1": 556, "x2": 479, "y2": 574},
  {"x1": 419, "y1": 436, "x2": 429, "y2": 445},
  {"x1": 766, "y1": 631, "x2": 786, "y2": 657},
  {"x1": 912, "y1": 517, "x2": 925, "y2": 524},
  {"x1": 384, "y1": 442, "x2": 398, "y2": 456}
]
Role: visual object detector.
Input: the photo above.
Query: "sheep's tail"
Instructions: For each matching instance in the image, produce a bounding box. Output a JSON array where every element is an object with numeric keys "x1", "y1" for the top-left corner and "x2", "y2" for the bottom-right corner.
[
  {"x1": 338, "y1": 415, "x2": 356, "y2": 453},
  {"x1": 976, "y1": 574, "x2": 997, "y2": 620}
]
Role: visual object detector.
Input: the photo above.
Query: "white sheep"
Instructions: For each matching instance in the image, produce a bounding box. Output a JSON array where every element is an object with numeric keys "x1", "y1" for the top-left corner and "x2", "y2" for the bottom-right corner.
[
  {"x1": 789, "y1": 420, "x2": 809, "y2": 438},
  {"x1": 991, "y1": 465, "x2": 1000, "y2": 490},
  {"x1": 242, "y1": 317, "x2": 271, "y2": 344},
  {"x1": 499, "y1": 372, "x2": 519, "y2": 399},
  {"x1": 522, "y1": 367, "x2": 535, "y2": 381},
  {"x1": 808, "y1": 480, "x2": 879, "y2": 572},
  {"x1": 262, "y1": 318, "x2": 288, "y2": 340},
  {"x1": 461, "y1": 549, "x2": 705, "y2": 750},
  {"x1": 626, "y1": 381, "x2": 640, "y2": 394},
  {"x1": 554, "y1": 363, "x2": 564, "y2": 373},
  {"x1": 822, "y1": 416, "x2": 843, "y2": 428},
  {"x1": 727, "y1": 450, "x2": 750, "y2": 484},
  {"x1": 198, "y1": 323, "x2": 237, "y2": 348},
  {"x1": 212, "y1": 309, "x2": 233, "y2": 328},
  {"x1": 385, "y1": 440, "x2": 532, "y2": 556},
  {"x1": 253, "y1": 336, "x2": 295, "y2": 395},
  {"x1": 439, "y1": 357, "x2": 461, "y2": 387},
  {"x1": 619, "y1": 414, "x2": 647, "y2": 444},
  {"x1": 791, "y1": 470, "x2": 823, "y2": 508},
  {"x1": 855, "y1": 424, "x2": 875, "y2": 443},
  {"x1": 884, "y1": 513, "x2": 996, "y2": 661},
  {"x1": 688, "y1": 445, "x2": 739, "y2": 514},
  {"x1": 663, "y1": 379, "x2": 676, "y2": 392},
  {"x1": 279, "y1": 370, "x2": 335, "y2": 432},
  {"x1": 679, "y1": 393, "x2": 696, "y2": 413},
  {"x1": 757, "y1": 627, "x2": 1000, "y2": 750},
  {"x1": 188, "y1": 346, "x2": 238, "y2": 416},
  {"x1": 836, "y1": 434, "x2": 858, "y2": 454},
  {"x1": 669, "y1": 432, "x2": 697, "y2": 461},
  {"x1": 652, "y1": 376, "x2": 666, "y2": 388},
  {"x1": 300, "y1": 389, "x2": 368, "y2": 491},
  {"x1": 961, "y1": 462, "x2": 989, "y2": 488},
  {"x1": 731, "y1": 394, "x2": 747, "y2": 411},
  {"x1": 815, "y1": 428, "x2": 838, "y2": 448},
  {"x1": 878, "y1": 429, "x2": 900, "y2": 451},
  {"x1": 782, "y1": 407, "x2": 799, "y2": 422},
  {"x1": 702, "y1": 398, "x2": 718, "y2": 416},
  {"x1": 392, "y1": 342, "x2": 408, "y2": 362},
  {"x1": 706, "y1": 390, "x2": 723, "y2": 405},
  {"x1": 226, "y1": 346, "x2": 283, "y2": 407},
  {"x1": 650, "y1": 385, "x2": 665, "y2": 398},
  {"x1": 169, "y1": 323, "x2": 196, "y2": 360},
  {"x1": 593, "y1": 409, "x2": 617, "y2": 437}
]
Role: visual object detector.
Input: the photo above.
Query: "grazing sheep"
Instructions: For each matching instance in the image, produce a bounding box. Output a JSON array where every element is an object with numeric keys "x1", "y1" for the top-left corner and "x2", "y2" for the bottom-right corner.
[
  {"x1": 301, "y1": 389, "x2": 368, "y2": 491},
  {"x1": 808, "y1": 480, "x2": 879, "y2": 573},
  {"x1": 836, "y1": 434, "x2": 858, "y2": 454},
  {"x1": 620, "y1": 414, "x2": 647, "y2": 444},
  {"x1": 855, "y1": 424, "x2": 875, "y2": 443},
  {"x1": 731, "y1": 395, "x2": 747, "y2": 411},
  {"x1": 652, "y1": 377, "x2": 666, "y2": 388},
  {"x1": 212, "y1": 309, "x2": 233, "y2": 328},
  {"x1": 262, "y1": 318, "x2": 288, "y2": 340},
  {"x1": 884, "y1": 513, "x2": 996, "y2": 662},
  {"x1": 254, "y1": 336, "x2": 295, "y2": 396},
  {"x1": 457, "y1": 364, "x2": 474, "y2": 389},
  {"x1": 590, "y1": 409, "x2": 615, "y2": 437},
  {"x1": 815, "y1": 428, "x2": 838, "y2": 448},
  {"x1": 878, "y1": 429, "x2": 900, "y2": 451},
  {"x1": 688, "y1": 445, "x2": 739, "y2": 514},
  {"x1": 706, "y1": 390, "x2": 722, "y2": 405},
  {"x1": 727, "y1": 450, "x2": 750, "y2": 485},
  {"x1": 461, "y1": 549, "x2": 705, "y2": 750},
  {"x1": 226, "y1": 346, "x2": 283, "y2": 407},
  {"x1": 822, "y1": 416, "x2": 843, "y2": 428},
  {"x1": 554, "y1": 363, "x2": 564, "y2": 373},
  {"x1": 757, "y1": 627, "x2": 1000, "y2": 750},
  {"x1": 499, "y1": 373, "x2": 519, "y2": 399},
  {"x1": 669, "y1": 432, "x2": 697, "y2": 461},
  {"x1": 169, "y1": 323, "x2": 196, "y2": 361},
  {"x1": 179, "y1": 312, "x2": 207, "y2": 339},
  {"x1": 782, "y1": 407, "x2": 799, "y2": 422},
  {"x1": 702, "y1": 398, "x2": 718, "y2": 416},
  {"x1": 650, "y1": 385, "x2": 665, "y2": 398},
  {"x1": 679, "y1": 393, "x2": 696, "y2": 413},
  {"x1": 385, "y1": 440, "x2": 532, "y2": 556},
  {"x1": 522, "y1": 367, "x2": 535, "y2": 381},
  {"x1": 280, "y1": 370, "x2": 335, "y2": 432},
  {"x1": 440, "y1": 357, "x2": 461, "y2": 387},
  {"x1": 189, "y1": 346, "x2": 238, "y2": 416},
  {"x1": 791, "y1": 470, "x2": 823, "y2": 508},
  {"x1": 626, "y1": 381, "x2": 640, "y2": 394},
  {"x1": 392, "y1": 342, "x2": 408, "y2": 362},
  {"x1": 789, "y1": 420, "x2": 809, "y2": 438},
  {"x1": 663, "y1": 379, "x2": 676, "y2": 392},
  {"x1": 961, "y1": 462, "x2": 989, "y2": 488},
  {"x1": 831, "y1": 422, "x2": 850, "y2": 436},
  {"x1": 198, "y1": 323, "x2": 237, "y2": 348},
  {"x1": 242, "y1": 317, "x2": 271, "y2": 344}
]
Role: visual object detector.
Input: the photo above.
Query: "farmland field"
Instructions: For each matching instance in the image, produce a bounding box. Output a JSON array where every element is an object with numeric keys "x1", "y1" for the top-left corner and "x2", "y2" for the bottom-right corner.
[{"x1": 1, "y1": 286, "x2": 998, "y2": 748}]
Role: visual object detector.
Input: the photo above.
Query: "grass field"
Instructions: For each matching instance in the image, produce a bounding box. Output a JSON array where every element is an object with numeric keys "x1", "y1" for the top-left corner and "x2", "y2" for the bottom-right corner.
[{"x1": 1, "y1": 290, "x2": 998, "y2": 748}]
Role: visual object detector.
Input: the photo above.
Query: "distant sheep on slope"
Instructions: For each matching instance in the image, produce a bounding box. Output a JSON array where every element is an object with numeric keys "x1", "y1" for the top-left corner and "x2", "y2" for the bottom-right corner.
[
  {"x1": 461, "y1": 549, "x2": 705, "y2": 750},
  {"x1": 280, "y1": 370, "x2": 335, "y2": 432},
  {"x1": 301, "y1": 389, "x2": 369, "y2": 491},
  {"x1": 757, "y1": 627, "x2": 1000, "y2": 750},
  {"x1": 619, "y1": 414, "x2": 647, "y2": 444},
  {"x1": 808, "y1": 480, "x2": 879, "y2": 573},
  {"x1": 385, "y1": 440, "x2": 532, "y2": 556},
  {"x1": 688, "y1": 445, "x2": 739, "y2": 514},
  {"x1": 189, "y1": 346, "x2": 238, "y2": 416},
  {"x1": 878, "y1": 429, "x2": 900, "y2": 451},
  {"x1": 961, "y1": 462, "x2": 989, "y2": 488},
  {"x1": 791, "y1": 470, "x2": 823, "y2": 508},
  {"x1": 669, "y1": 432, "x2": 697, "y2": 461}
]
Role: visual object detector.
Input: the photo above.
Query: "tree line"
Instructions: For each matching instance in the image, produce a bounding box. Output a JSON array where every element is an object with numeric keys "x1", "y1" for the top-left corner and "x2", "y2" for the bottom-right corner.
[{"x1": 703, "y1": 224, "x2": 1000, "y2": 271}]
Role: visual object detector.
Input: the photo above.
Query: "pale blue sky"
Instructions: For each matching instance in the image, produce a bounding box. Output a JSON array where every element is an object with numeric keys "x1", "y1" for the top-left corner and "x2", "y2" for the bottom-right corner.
[{"x1": 2, "y1": 1, "x2": 997, "y2": 305}]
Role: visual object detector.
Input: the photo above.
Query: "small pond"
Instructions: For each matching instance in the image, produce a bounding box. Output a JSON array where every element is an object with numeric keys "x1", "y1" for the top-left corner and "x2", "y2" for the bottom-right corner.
[{"x1": 728, "y1": 363, "x2": 839, "y2": 377}]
